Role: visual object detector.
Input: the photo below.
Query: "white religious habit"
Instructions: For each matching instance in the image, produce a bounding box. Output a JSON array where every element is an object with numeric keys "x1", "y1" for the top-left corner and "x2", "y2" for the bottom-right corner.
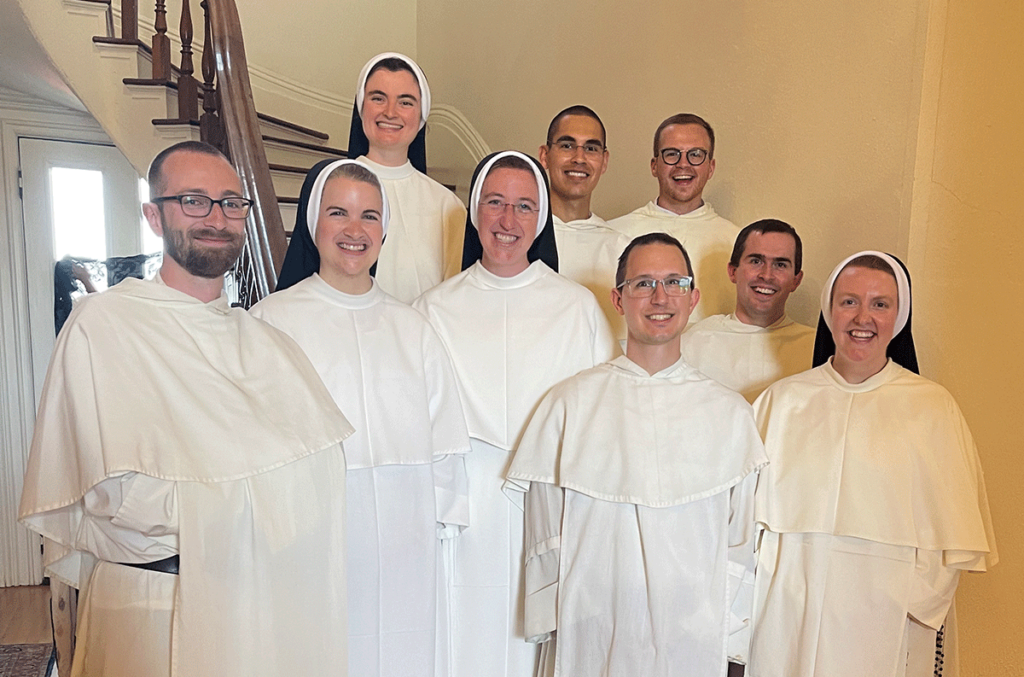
[
  {"x1": 414, "y1": 260, "x2": 619, "y2": 677},
  {"x1": 609, "y1": 201, "x2": 739, "y2": 323},
  {"x1": 505, "y1": 355, "x2": 767, "y2": 677},
  {"x1": 19, "y1": 276, "x2": 354, "y2": 677},
  {"x1": 749, "y1": 359, "x2": 997, "y2": 677},
  {"x1": 358, "y1": 156, "x2": 466, "y2": 303},
  {"x1": 252, "y1": 274, "x2": 471, "y2": 677},
  {"x1": 680, "y1": 313, "x2": 815, "y2": 403},
  {"x1": 552, "y1": 213, "x2": 630, "y2": 341}
]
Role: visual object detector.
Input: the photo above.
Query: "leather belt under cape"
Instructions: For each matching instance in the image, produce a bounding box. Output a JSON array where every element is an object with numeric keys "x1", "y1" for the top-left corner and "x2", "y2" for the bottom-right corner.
[{"x1": 119, "y1": 555, "x2": 179, "y2": 575}]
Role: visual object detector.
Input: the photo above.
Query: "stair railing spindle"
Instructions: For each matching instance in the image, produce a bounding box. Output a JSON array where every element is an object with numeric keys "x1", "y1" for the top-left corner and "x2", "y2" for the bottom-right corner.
[
  {"x1": 120, "y1": 0, "x2": 138, "y2": 42},
  {"x1": 177, "y1": 0, "x2": 199, "y2": 121},
  {"x1": 199, "y1": 0, "x2": 224, "y2": 151},
  {"x1": 152, "y1": 0, "x2": 171, "y2": 81}
]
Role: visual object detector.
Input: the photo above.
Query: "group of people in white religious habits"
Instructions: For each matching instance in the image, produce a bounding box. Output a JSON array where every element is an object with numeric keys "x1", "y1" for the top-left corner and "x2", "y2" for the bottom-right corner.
[{"x1": 16, "y1": 50, "x2": 996, "y2": 677}]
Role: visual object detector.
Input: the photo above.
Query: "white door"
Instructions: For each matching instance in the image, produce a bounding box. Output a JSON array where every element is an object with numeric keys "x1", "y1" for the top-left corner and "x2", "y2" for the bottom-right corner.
[
  {"x1": 19, "y1": 137, "x2": 148, "y2": 404},
  {"x1": 3, "y1": 138, "x2": 146, "y2": 585}
]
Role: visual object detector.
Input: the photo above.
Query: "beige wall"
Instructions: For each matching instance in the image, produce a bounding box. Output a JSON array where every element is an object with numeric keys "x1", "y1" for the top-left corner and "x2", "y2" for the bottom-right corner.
[
  {"x1": 418, "y1": 0, "x2": 1021, "y2": 671},
  {"x1": 909, "y1": 0, "x2": 1024, "y2": 674},
  {"x1": 418, "y1": 0, "x2": 933, "y2": 325}
]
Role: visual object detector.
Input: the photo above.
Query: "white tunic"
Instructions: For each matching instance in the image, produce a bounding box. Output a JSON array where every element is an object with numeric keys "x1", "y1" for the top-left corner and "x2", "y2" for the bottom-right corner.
[
  {"x1": 359, "y1": 157, "x2": 467, "y2": 303},
  {"x1": 552, "y1": 213, "x2": 630, "y2": 340},
  {"x1": 609, "y1": 201, "x2": 739, "y2": 323},
  {"x1": 414, "y1": 261, "x2": 618, "y2": 677},
  {"x1": 749, "y1": 360, "x2": 997, "y2": 677},
  {"x1": 506, "y1": 356, "x2": 767, "y2": 677},
  {"x1": 680, "y1": 314, "x2": 816, "y2": 403},
  {"x1": 19, "y1": 276, "x2": 354, "y2": 677},
  {"x1": 252, "y1": 275, "x2": 471, "y2": 677}
]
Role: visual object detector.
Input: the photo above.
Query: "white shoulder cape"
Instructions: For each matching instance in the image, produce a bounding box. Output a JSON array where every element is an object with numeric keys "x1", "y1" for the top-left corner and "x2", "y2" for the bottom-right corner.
[
  {"x1": 680, "y1": 313, "x2": 816, "y2": 402},
  {"x1": 753, "y1": 359, "x2": 997, "y2": 570},
  {"x1": 508, "y1": 355, "x2": 767, "y2": 506}
]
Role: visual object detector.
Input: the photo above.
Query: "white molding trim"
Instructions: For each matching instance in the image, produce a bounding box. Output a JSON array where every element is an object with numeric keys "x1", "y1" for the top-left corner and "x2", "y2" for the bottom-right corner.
[
  {"x1": 429, "y1": 105, "x2": 491, "y2": 161},
  {"x1": 0, "y1": 86, "x2": 83, "y2": 116}
]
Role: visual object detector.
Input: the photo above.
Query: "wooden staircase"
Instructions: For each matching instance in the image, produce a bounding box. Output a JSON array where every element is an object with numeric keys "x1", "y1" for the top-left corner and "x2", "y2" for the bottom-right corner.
[{"x1": 17, "y1": 0, "x2": 348, "y2": 303}]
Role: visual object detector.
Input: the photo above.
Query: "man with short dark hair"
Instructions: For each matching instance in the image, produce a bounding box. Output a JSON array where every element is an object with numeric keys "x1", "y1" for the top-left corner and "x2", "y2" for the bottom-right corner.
[
  {"x1": 506, "y1": 232, "x2": 766, "y2": 677},
  {"x1": 610, "y1": 113, "x2": 739, "y2": 323},
  {"x1": 19, "y1": 141, "x2": 354, "y2": 677},
  {"x1": 539, "y1": 105, "x2": 629, "y2": 338},
  {"x1": 681, "y1": 219, "x2": 815, "y2": 403}
]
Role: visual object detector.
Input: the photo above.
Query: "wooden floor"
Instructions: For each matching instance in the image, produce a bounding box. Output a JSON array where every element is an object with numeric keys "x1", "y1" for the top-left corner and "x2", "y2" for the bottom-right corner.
[{"x1": 0, "y1": 585, "x2": 52, "y2": 645}]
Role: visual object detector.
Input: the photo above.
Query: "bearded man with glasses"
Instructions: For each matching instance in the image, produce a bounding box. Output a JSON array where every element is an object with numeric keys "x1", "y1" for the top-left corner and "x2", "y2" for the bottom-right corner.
[
  {"x1": 507, "y1": 231, "x2": 766, "y2": 677},
  {"x1": 20, "y1": 141, "x2": 354, "y2": 677},
  {"x1": 610, "y1": 113, "x2": 741, "y2": 323}
]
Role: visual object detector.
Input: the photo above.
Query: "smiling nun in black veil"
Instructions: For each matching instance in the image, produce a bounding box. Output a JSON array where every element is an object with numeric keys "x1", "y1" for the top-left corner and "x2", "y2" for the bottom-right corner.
[
  {"x1": 414, "y1": 150, "x2": 618, "y2": 677},
  {"x1": 252, "y1": 158, "x2": 471, "y2": 677},
  {"x1": 277, "y1": 52, "x2": 466, "y2": 302},
  {"x1": 748, "y1": 250, "x2": 997, "y2": 677}
]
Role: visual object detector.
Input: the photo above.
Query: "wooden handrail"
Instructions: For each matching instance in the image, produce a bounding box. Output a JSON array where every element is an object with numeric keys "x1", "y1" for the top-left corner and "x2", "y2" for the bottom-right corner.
[{"x1": 206, "y1": 0, "x2": 286, "y2": 296}]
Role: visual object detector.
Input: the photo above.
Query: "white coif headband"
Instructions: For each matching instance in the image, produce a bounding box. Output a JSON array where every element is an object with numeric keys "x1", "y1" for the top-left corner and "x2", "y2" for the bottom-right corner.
[
  {"x1": 355, "y1": 52, "x2": 431, "y2": 129},
  {"x1": 306, "y1": 159, "x2": 390, "y2": 240},
  {"x1": 820, "y1": 250, "x2": 911, "y2": 335},
  {"x1": 469, "y1": 150, "x2": 549, "y2": 237}
]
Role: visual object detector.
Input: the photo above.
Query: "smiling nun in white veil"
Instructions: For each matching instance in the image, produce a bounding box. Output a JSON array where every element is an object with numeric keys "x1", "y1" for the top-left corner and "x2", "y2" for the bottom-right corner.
[
  {"x1": 276, "y1": 52, "x2": 466, "y2": 303},
  {"x1": 252, "y1": 159, "x2": 471, "y2": 677},
  {"x1": 748, "y1": 251, "x2": 997, "y2": 677},
  {"x1": 414, "y1": 150, "x2": 618, "y2": 677}
]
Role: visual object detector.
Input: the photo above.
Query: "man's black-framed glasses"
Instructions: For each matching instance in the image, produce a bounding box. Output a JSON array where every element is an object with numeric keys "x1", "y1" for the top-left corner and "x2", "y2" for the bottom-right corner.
[
  {"x1": 151, "y1": 194, "x2": 253, "y2": 219},
  {"x1": 617, "y1": 276, "x2": 694, "y2": 298},
  {"x1": 551, "y1": 140, "x2": 606, "y2": 157},
  {"x1": 659, "y1": 148, "x2": 709, "y2": 167}
]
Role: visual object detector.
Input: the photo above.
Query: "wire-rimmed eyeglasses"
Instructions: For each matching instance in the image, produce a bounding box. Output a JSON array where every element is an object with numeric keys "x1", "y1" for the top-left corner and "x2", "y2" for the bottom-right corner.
[
  {"x1": 550, "y1": 140, "x2": 606, "y2": 157},
  {"x1": 616, "y1": 276, "x2": 694, "y2": 298},
  {"x1": 479, "y1": 199, "x2": 539, "y2": 219}
]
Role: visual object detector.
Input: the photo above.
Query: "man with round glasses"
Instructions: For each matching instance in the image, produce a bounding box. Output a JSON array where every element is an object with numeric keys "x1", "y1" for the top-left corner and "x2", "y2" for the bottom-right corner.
[
  {"x1": 610, "y1": 113, "x2": 740, "y2": 323},
  {"x1": 19, "y1": 141, "x2": 354, "y2": 676},
  {"x1": 506, "y1": 232, "x2": 766, "y2": 677},
  {"x1": 539, "y1": 105, "x2": 629, "y2": 339}
]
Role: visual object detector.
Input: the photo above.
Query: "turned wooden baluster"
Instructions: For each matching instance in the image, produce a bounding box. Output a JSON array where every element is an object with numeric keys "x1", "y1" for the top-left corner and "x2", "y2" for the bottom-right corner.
[
  {"x1": 152, "y1": 0, "x2": 171, "y2": 80},
  {"x1": 199, "y1": 0, "x2": 224, "y2": 151},
  {"x1": 177, "y1": 0, "x2": 199, "y2": 121},
  {"x1": 120, "y1": 0, "x2": 138, "y2": 42}
]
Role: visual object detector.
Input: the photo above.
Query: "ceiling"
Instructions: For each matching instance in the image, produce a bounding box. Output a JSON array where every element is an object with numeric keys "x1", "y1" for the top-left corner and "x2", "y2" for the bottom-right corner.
[{"x1": 0, "y1": 0, "x2": 86, "y2": 111}]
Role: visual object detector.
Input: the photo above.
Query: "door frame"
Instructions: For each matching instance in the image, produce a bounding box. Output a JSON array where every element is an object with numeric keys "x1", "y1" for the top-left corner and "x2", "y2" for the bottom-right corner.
[{"x1": 0, "y1": 90, "x2": 112, "y2": 586}]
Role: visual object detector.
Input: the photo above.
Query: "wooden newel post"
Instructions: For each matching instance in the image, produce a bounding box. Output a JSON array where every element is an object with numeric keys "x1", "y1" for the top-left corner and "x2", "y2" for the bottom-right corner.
[
  {"x1": 152, "y1": 0, "x2": 171, "y2": 81},
  {"x1": 120, "y1": 0, "x2": 138, "y2": 42},
  {"x1": 199, "y1": 0, "x2": 224, "y2": 150},
  {"x1": 177, "y1": 0, "x2": 199, "y2": 121}
]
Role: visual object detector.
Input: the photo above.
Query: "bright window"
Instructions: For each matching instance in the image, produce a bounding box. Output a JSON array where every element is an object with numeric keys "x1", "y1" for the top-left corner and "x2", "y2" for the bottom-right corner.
[{"x1": 50, "y1": 167, "x2": 105, "y2": 260}]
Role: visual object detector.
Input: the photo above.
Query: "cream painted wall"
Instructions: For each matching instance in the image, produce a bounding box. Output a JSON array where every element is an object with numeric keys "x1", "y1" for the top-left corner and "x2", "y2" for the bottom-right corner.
[
  {"x1": 908, "y1": 0, "x2": 1024, "y2": 674},
  {"x1": 417, "y1": 0, "x2": 932, "y2": 325}
]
